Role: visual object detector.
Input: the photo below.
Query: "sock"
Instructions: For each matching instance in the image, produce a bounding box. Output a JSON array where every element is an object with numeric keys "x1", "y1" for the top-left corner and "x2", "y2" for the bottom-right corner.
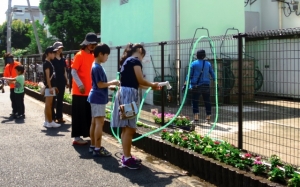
[
  {"x1": 74, "y1": 137, "x2": 80, "y2": 141},
  {"x1": 90, "y1": 145, "x2": 95, "y2": 148},
  {"x1": 124, "y1": 156, "x2": 131, "y2": 161},
  {"x1": 95, "y1": 147, "x2": 100, "y2": 151}
]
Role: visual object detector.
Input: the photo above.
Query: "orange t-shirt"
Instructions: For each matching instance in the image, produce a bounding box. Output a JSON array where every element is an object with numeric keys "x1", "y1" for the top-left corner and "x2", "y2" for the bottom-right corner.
[
  {"x1": 4, "y1": 61, "x2": 21, "y2": 89},
  {"x1": 71, "y1": 50, "x2": 94, "y2": 96}
]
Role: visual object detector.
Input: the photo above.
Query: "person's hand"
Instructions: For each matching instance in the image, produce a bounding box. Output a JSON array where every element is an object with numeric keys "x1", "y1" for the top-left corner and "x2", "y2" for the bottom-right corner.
[
  {"x1": 79, "y1": 85, "x2": 85, "y2": 94},
  {"x1": 182, "y1": 85, "x2": 186, "y2": 93},
  {"x1": 108, "y1": 85, "x2": 117, "y2": 91},
  {"x1": 55, "y1": 87, "x2": 59, "y2": 94},
  {"x1": 151, "y1": 82, "x2": 161, "y2": 91},
  {"x1": 49, "y1": 88, "x2": 54, "y2": 95},
  {"x1": 111, "y1": 80, "x2": 120, "y2": 86}
]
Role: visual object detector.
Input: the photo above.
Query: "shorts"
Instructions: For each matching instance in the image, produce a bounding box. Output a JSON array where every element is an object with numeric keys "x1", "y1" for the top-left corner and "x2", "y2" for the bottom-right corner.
[
  {"x1": 91, "y1": 103, "x2": 106, "y2": 117},
  {"x1": 45, "y1": 88, "x2": 57, "y2": 97}
]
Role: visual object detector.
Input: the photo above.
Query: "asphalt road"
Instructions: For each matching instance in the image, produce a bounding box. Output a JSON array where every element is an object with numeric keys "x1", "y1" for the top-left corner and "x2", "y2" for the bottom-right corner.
[{"x1": 0, "y1": 87, "x2": 214, "y2": 187}]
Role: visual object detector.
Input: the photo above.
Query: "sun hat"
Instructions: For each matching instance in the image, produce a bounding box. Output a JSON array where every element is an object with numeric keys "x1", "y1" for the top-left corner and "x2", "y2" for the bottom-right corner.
[
  {"x1": 80, "y1": 33, "x2": 98, "y2": 46},
  {"x1": 53, "y1": 42, "x2": 64, "y2": 50},
  {"x1": 45, "y1": 46, "x2": 58, "y2": 54}
]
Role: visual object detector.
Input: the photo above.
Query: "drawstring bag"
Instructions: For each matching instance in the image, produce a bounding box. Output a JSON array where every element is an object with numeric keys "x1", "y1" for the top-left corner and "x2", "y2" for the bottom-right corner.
[{"x1": 118, "y1": 89, "x2": 138, "y2": 120}]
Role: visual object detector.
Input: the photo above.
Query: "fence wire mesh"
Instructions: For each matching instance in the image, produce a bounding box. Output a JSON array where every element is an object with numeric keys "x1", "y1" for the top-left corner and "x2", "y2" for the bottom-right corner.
[{"x1": 21, "y1": 30, "x2": 300, "y2": 167}]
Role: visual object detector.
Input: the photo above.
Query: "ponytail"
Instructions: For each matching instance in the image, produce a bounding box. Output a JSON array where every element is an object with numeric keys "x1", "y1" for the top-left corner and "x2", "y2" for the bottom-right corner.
[
  {"x1": 119, "y1": 43, "x2": 146, "y2": 66},
  {"x1": 42, "y1": 53, "x2": 46, "y2": 62}
]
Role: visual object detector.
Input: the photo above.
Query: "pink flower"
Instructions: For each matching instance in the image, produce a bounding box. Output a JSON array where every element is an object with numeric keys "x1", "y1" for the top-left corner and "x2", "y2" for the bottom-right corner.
[
  {"x1": 225, "y1": 153, "x2": 230, "y2": 157},
  {"x1": 162, "y1": 129, "x2": 167, "y2": 133},
  {"x1": 183, "y1": 137, "x2": 188, "y2": 141},
  {"x1": 254, "y1": 161, "x2": 262, "y2": 165},
  {"x1": 244, "y1": 153, "x2": 252, "y2": 158},
  {"x1": 255, "y1": 156, "x2": 261, "y2": 161},
  {"x1": 214, "y1": 141, "x2": 220, "y2": 145}
]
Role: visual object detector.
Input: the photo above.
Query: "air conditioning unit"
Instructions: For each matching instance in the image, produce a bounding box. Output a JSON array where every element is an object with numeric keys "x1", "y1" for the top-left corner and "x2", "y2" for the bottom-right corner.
[{"x1": 292, "y1": 0, "x2": 299, "y2": 11}]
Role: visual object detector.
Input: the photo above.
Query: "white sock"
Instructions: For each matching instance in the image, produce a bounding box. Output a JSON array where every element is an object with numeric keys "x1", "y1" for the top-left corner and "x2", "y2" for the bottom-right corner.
[
  {"x1": 124, "y1": 156, "x2": 131, "y2": 161},
  {"x1": 95, "y1": 147, "x2": 100, "y2": 151}
]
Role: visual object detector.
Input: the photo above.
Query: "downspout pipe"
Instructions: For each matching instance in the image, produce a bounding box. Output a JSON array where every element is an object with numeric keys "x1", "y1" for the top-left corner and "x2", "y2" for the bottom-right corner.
[
  {"x1": 279, "y1": 1, "x2": 283, "y2": 29},
  {"x1": 175, "y1": 0, "x2": 181, "y2": 105}
]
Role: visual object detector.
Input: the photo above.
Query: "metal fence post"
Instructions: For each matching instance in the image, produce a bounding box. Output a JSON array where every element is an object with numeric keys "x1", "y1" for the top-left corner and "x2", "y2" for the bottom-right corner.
[
  {"x1": 116, "y1": 46, "x2": 122, "y2": 72},
  {"x1": 159, "y1": 42, "x2": 167, "y2": 125},
  {"x1": 234, "y1": 33, "x2": 247, "y2": 150}
]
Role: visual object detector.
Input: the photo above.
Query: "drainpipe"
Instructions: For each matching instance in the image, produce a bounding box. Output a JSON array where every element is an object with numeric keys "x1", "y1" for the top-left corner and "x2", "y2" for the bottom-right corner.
[
  {"x1": 279, "y1": 1, "x2": 283, "y2": 29},
  {"x1": 175, "y1": 0, "x2": 180, "y2": 105}
]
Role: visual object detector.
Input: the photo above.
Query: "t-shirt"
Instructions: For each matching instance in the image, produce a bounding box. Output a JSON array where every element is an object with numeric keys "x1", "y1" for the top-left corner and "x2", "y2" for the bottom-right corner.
[
  {"x1": 52, "y1": 57, "x2": 66, "y2": 86},
  {"x1": 120, "y1": 57, "x2": 142, "y2": 90},
  {"x1": 43, "y1": 60, "x2": 56, "y2": 88},
  {"x1": 4, "y1": 61, "x2": 21, "y2": 89},
  {"x1": 87, "y1": 63, "x2": 108, "y2": 104},
  {"x1": 14, "y1": 75, "x2": 24, "y2": 93},
  {"x1": 71, "y1": 50, "x2": 94, "y2": 96}
]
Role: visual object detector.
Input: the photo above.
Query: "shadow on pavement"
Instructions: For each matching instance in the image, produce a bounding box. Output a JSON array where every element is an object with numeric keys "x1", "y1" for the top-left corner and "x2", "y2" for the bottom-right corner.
[
  {"x1": 73, "y1": 143, "x2": 185, "y2": 186},
  {"x1": 40, "y1": 123, "x2": 71, "y2": 136},
  {"x1": 0, "y1": 115, "x2": 18, "y2": 124}
]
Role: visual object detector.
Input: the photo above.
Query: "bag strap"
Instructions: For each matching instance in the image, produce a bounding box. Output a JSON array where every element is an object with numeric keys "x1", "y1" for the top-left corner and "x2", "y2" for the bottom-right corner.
[{"x1": 196, "y1": 60, "x2": 205, "y2": 86}]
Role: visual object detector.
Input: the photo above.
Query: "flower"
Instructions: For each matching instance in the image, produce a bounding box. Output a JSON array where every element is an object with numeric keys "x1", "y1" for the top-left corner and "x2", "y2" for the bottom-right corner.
[
  {"x1": 194, "y1": 140, "x2": 198, "y2": 143},
  {"x1": 214, "y1": 141, "x2": 220, "y2": 145},
  {"x1": 244, "y1": 153, "x2": 252, "y2": 158},
  {"x1": 225, "y1": 153, "x2": 230, "y2": 157},
  {"x1": 162, "y1": 129, "x2": 167, "y2": 133},
  {"x1": 255, "y1": 156, "x2": 261, "y2": 161},
  {"x1": 254, "y1": 160, "x2": 262, "y2": 165},
  {"x1": 182, "y1": 137, "x2": 188, "y2": 141}
]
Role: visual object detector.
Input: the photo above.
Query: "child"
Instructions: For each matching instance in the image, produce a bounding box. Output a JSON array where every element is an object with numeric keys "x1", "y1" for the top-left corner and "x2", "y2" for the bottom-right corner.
[
  {"x1": 3, "y1": 65, "x2": 25, "y2": 118},
  {"x1": 111, "y1": 43, "x2": 160, "y2": 169},
  {"x1": 87, "y1": 43, "x2": 120, "y2": 157}
]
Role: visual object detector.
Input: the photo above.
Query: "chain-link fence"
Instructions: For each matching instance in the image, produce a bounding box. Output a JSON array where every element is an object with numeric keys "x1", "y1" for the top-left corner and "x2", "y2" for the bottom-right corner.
[{"x1": 21, "y1": 28, "x2": 300, "y2": 167}]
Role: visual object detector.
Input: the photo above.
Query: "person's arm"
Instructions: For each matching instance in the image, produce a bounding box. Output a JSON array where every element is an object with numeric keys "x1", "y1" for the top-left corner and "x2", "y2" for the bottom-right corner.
[
  {"x1": 97, "y1": 80, "x2": 119, "y2": 88},
  {"x1": 96, "y1": 67, "x2": 119, "y2": 88},
  {"x1": 134, "y1": 66, "x2": 157, "y2": 88},
  {"x1": 2, "y1": 77, "x2": 16, "y2": 81},
  {"x1": 3, "y1": 65, "x2": 8, "y2": 77},
  {"x1": 209, "y1": 63, "x2": 216, "y2": 81},
  {"x1": 64, "y1": 67, "x2": 69, "y2": 87},
  {"x1": 71, "y1": 69, "x2": 83, "y2": 87},
  {"x1": 45, "y1": 68, "x2": 52, "y2": 89}
]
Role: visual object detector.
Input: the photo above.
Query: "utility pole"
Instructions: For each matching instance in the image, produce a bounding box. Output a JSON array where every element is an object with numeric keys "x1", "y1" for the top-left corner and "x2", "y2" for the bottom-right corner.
[
  {"x1": 27, "y1": 0, "x2": 43, "y2": 59},
  {"x1": 6, "y1": 0, "x2": 12, "y2": 53}
]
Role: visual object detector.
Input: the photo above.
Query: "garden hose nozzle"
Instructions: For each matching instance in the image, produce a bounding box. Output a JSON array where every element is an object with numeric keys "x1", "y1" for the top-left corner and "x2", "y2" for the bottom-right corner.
[{"x1": 158, "y1": 81, "x2": 172, "y2": 90}]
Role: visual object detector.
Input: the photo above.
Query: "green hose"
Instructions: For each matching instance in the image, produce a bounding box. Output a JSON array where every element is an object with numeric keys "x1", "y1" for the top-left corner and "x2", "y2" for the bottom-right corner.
[{"x1": 110, "y1": 35, "x2": 219, "y2": 143}]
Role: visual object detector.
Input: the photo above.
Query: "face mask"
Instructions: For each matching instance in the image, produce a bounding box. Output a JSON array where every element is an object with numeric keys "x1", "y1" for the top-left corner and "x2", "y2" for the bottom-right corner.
[{"x1": 6, "y1": 58, "x2": 14, "y2": 64}]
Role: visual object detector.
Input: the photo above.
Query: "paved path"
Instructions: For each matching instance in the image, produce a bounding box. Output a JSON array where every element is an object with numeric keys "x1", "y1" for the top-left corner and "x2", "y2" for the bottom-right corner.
[{"x1": 0, "y1": 87, "x2": 214, "y2": 187}]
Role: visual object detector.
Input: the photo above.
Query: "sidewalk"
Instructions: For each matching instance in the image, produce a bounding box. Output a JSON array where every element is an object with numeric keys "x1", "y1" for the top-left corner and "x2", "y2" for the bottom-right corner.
[{"x1": 0, "y1": 87, "x2": 214, "y2": 187}]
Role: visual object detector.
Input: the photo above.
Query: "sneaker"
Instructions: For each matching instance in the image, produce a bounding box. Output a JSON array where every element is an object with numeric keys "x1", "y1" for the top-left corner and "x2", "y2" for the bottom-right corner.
[
  {"x1": 49, "y1": 121, "x2": 61, "y2": 128},
  {"x1": 93, "y1": 147, "x2": 112, "y2": 157},
  {"x1": 72, "y1": 138, "x2": 88, "y2": 145},
  {"x1": 122, "y1": 155, "x2": 142, "y2": 163},
  {"x1": 121, "y1": 157, "x2": 141, "y2": 169},
  {"x1": 89, "y1": 146, "x2": 95, "y2": 153},
  {"x1": 43, "y1": 122, "x2": 48, "y2": 127}
]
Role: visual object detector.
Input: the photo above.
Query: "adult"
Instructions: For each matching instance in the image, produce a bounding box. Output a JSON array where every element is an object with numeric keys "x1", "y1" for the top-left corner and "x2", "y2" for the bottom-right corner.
[
  {"x1": 183, "y1": 49, "x2": 215, "y2": 124},
  {"x1": 71, "y1": 33, "x2": 97, "y2": 145},
  {"x1": 3, "y1": 53, "x2": 21, "y2": 117},
  {"x1": 52, "y1": 42, "x2": 69, "y2": 123},
  {"x1": 111, "y1": 43, "x2": 160, "y2": 169},
  {"x1": 43, "y1": 46, "x2": 61, "y2": 128}
]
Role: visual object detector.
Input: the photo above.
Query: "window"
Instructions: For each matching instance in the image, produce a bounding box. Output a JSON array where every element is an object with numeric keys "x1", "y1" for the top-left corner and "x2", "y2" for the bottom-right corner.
[{"x1": 120, "y1": 0, "x2": 129, "y2": 5}]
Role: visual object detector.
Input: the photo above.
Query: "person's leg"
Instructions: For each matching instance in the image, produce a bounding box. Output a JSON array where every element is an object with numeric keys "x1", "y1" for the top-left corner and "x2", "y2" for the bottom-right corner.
[
  {"x1": 72, "y1": 96, "x2": 88, "y2": 144},
  {"x1": 56, "y1": 84, "x2": 65, "y2": 122},
  {"x1": 52, "y1": 96, "x2": 56, "y2": 121},
  {"x1": 191, "y1": 87, "x2": 200, "y2": 120},
  {"x1": 201, "y1": 86, "x2": 212, "y2": 121},
  {"x1": 45, "y1": 96, "x2": 53, "y2": 123},
  {"x1": 89, "y1": 117, "x2": 95, "y2": 153},
  {"x1": 10, "y1": 88, "x2": 17, "y2": 115},
  {"x1": 14, "y1": 93, "x2": 21, "y2": 117},
  {"x1": 121, "y1": 126, "x2": 140, "y2": 169},
  {"x1": 21, "y1": 92, "x2": 25, "y2": 116}
]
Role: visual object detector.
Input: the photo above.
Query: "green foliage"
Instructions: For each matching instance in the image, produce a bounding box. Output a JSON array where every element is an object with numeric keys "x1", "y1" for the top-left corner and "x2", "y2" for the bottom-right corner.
[
  {"x1": 284, "y1": 165, "x2": 296, "y2": 179},
  {"x1": 0, "y1": 20, "x2": 31, "y2": 53},
  {"x1": 11, "y1": 47, "x2": 28, "y2": 57},
  {"x1": 268, "y1": 167, "x2": 285, "y2": 183},
  {"x1": 269, "y1": 155, "x2": 282, "y2": 170},
  {"x1": 63, "y1": 93, "x2": 72, "y2": 104},
  {"x1": 288, "y1": 173, "x2": 300, "y2": 187},
  {"x1": 39, "y1": 0, "x2": 101, "y2": 50},
  {"x1": 25, "y1": 21, "x2": 55, "y2": 54}
]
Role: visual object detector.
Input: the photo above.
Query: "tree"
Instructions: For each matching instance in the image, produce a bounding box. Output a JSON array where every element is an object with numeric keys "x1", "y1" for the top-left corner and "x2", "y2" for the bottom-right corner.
[
  {"x1": 25, "y1": 20, "x2": 55, "y2": 54},
  {"x1": 40, "y1": 0, "x2": 100, "y2": 50},
  {"x1": 0, "y1": 20, "x2": 31, "y2": 52}
]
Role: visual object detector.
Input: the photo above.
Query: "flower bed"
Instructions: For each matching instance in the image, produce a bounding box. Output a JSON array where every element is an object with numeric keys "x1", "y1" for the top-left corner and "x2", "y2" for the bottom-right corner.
[
  {"x1": 161, "y1": 129, "x2": 300, "y2": 186},
  {"x1": 152, "y1": 110, "x2": 193, "y2": 131}
]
